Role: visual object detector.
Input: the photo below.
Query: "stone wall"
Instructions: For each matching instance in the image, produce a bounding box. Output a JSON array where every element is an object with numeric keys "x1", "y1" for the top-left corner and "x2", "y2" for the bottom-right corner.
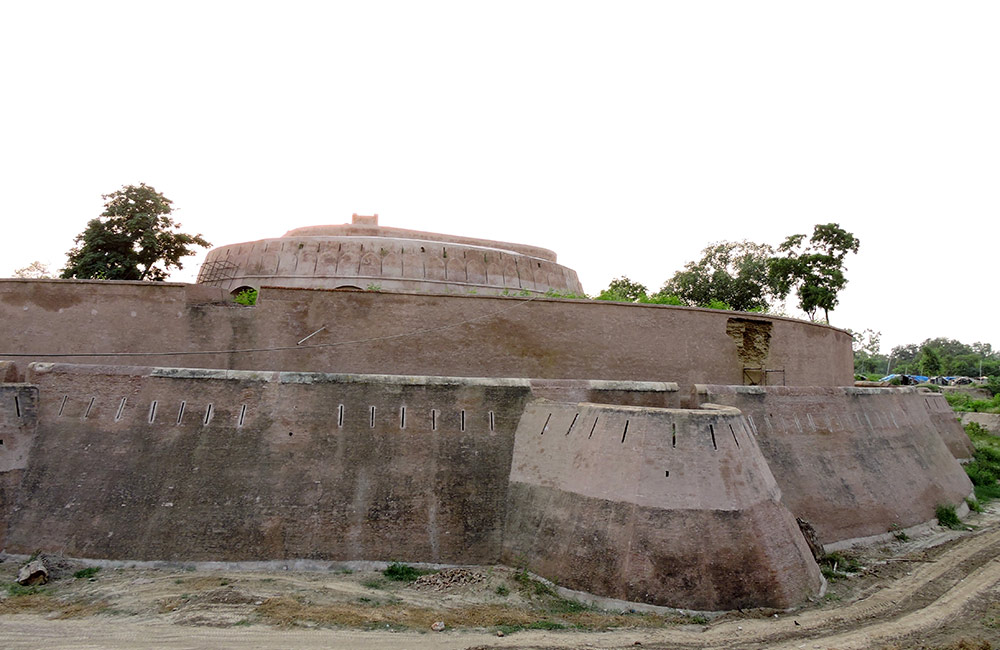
[
  {"x1": 0, "y1": 280, "x2": 855, "y2": 389},
  {"x1": 694, "y1": 385, "x2": 974, "y2": 545},
  {"x1": 5, "y1": 364, "x2": 531, "y2": 564},
  {"x1": 502, "y1": 401, "x2": 822, "y2": 610}
]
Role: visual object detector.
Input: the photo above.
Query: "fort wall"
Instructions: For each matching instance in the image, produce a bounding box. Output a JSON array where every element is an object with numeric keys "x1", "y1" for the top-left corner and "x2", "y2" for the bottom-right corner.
[
  {"x1": 502, "y1": 401, "x2": 822, "y2": 610},
  {"x1": 5, "y1": 364, "x2": 531, "y2": 564},
  {"x1": 694, "y1": 385, "x2": 974, "y2": 545},
  {"x1": 0, "y1": 280, "x2": 855, "y2": 389},
  {"x1": 200, "y1": 235, "x2": 585, "y2": 296}
]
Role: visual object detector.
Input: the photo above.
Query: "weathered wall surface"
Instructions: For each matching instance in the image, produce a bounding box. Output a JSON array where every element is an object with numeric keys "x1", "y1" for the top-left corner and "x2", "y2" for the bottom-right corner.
[
  {"x1": 694, "y1": 385, "x2": 974, "y2": 545},
  {"x1": 502, "y1": 402, "x2": 822, "y2": 610},
  {"x1": 922, "y1": 391, "x2": 976, "y2": 459},
  {"x1": 0, "y1": 382, "x2": 37, "y2": 548},
  {"x1": 200, "y1": 234, "x2": 585, "y2": 296},
  {"x1": 6, "y1": 364, "x2": 530, "y2": 564},
  {"x1": 0, "y1": 280, "x2": 854, "y2": 388}
]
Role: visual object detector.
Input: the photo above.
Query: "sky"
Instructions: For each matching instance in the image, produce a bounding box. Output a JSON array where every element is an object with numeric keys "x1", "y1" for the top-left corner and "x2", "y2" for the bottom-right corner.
[{"x1": 1, "y1": 1, "x2": 997, "y2": 354}]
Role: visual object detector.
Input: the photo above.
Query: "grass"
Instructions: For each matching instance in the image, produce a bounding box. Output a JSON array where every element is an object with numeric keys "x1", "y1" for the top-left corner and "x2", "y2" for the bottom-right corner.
[
  {"x1": 963, "y1": 423, "x2": 1000, "y2": 503},
  {"x1": 819, "y1": 551, "x2": 862, "y2": 581},
  {"x1": 73, "y1": 567, "x2": 100, "y2": 580},
  {"x1": 946, "y1": 392, "x2": 1000, "y2": 413},
  {"x1": 382, "y1": 562, "x2": 432, "y2": 582},
  {"x1": 254, "y1": 597, "x2": 686, "y2": 632},
  {"x1": 936, "y1": 504, "x2": 963, "y2": 530}
]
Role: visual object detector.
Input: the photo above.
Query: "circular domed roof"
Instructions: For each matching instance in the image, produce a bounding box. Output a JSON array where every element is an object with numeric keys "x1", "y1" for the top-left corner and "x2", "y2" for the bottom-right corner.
[{"x1": 197, "y1": 214, "x2": 584, "y2": 297}]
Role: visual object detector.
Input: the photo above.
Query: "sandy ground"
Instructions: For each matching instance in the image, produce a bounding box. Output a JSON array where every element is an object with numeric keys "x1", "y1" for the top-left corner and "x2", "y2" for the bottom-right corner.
[{"x1": 2, "y1": 503, "x2": 999, "y2": 650}]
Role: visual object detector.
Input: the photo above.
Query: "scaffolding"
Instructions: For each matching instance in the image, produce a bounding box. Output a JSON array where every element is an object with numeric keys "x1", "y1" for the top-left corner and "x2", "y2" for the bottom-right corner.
[{"x1": 196, "y1": 260, "x2": 239, "y2": 285}]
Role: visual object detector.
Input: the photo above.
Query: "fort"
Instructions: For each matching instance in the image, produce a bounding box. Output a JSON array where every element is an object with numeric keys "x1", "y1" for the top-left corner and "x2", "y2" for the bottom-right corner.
[{"x1": 0, "y1": 215, "x2": 974, "y2": 611}]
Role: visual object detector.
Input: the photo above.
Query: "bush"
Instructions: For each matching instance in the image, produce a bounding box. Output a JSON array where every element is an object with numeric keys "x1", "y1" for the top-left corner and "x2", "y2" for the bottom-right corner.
[
  {"x1": 936, "y1": 504, "x2": 963, "y2": 530},
  {"x1": 73, "y1": 567, "x2": 100, "y2": 579},
  {"x1": 381, "y1": 562, "x2": 430, "y2": 582},
  {"x1": 233, "y1": 288, "x2": 258, "y2": 306}
]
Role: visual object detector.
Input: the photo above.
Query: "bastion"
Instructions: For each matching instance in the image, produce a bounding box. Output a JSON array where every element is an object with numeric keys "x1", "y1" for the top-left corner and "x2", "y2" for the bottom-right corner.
[{"x1": 0, "y1": 215, "x2": 974, "y2": 611}]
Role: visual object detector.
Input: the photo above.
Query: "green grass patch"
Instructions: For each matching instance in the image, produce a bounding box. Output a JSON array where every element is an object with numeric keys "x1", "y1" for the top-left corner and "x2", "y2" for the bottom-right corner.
[
  {"x1": 361, "y1": 578, "x2": 387, "y2": 589},
  {"x1": 936, "y1": 504, "x2": 963, "y2": 529},
  {"x1": 963, "y1": 423, "x2": 1000, "y2": 504},
  {"x1": 819, "y1": 551, "x2": 862, "y2": 581},
  {"x1": 2, "y1": 582, "x2": 47, "y2": 597},
  {"x1": 73, "y1": 567, "x2": 100, "y2": 580},
  {"x1": 382, "y1": 562, "x2": 432, "y2": 582}
]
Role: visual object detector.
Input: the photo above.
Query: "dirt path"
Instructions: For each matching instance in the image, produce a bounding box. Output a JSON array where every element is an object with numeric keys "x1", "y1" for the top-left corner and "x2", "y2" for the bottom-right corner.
[{"x1": 2, "y1": 511, "x2": 999, "y2": 650}]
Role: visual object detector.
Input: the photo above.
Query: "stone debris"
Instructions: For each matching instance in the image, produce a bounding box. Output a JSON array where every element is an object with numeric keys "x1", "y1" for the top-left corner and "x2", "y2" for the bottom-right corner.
[
  {"x1": 431, "y1": 620, "x2": 445, "y2": 631},
  {"x1": 17, "y1": 559, "x2": 49, "y2": 586},
  {"x1": 413, "y1": 568, "x2": 487, "y2": 591}
]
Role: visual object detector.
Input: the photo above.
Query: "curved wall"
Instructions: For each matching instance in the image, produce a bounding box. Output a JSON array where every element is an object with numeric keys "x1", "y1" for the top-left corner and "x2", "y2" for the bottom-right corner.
[
  {"x1": 0, "y1": 281, "x2": 855, "y2": 389},
  {"x1": 197, "y1": 216, "x2": 584, "y2": 296},
  {"x1": 502, "y1": 401, "x2": 822, "y2": 610},
  {"x1": 694, "y1": 385, "x2": 974, "y2": 544}
]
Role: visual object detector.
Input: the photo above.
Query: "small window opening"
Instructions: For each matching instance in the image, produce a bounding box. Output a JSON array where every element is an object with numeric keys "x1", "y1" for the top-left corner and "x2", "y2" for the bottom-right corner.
[
  {"x1": 621, "y1": 419, "x2": 630, "y2": 443},
  {"x1": 176, "y1": 401, "x2": 186, "y2": 425},
  {"x1": 709, "y1": 424, "x2": 717, "y2": 450},
  {"x1": 461, "y1": 409, "x2": 466, "y2": 432},
  {"x1": 370, "y1": 406, "x2": 376, "y2": 428},
  {"x1": 337, "y1": 404, "x2": 344, "y2": 428},
  {"x1": 589, "y1": 416, "x2": 599, "y2": 439},
  {"x1": 540, "y1": 413, "x2": 551, "y2": 435},
  {"x1": 671, "y1": 422, "x2": 676, "y2": 448},
  {"x1": 431, "y1": 409, "x2": 437, "y2": 431},
  {"x1": 14, "y1": 395, "x2": 21, "y2": 418},
  {"x1": 566, "y1": 413, "x2": 578, "y2": 435},
  {"x1": 400, "y1": 406, "x2": 406, "y2": 429},
  {"x1": 203, "y1": 404, "x2": 213, "y2": 426},
  {"x1": 84, "y1": 397, "x2": 95, "y2": 419},
  {"x1": 489, "y1": 410, "x2": 495, "y2": 432},
  {"x1": 238, "y1": 404, "x2": 247, "y2": 428},
  {"x1": 729, "y1": 423, "x2": 740, "y2": 448},
  {"x1": 58, "y1": 395, "x2": 67, "y2": 417},
  {"x1": 148, "y1": 401, "x2": 157, "y2": 424}
]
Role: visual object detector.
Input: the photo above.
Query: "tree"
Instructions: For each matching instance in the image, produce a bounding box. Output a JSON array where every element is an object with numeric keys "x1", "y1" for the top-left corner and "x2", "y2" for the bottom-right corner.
[
  {"x1": 595, "y1": 276, "x2": 649, "y2": 302},
  {"x1": 919, "y1": 345, "x2": 942, "y2": 376},
  {"x1": 767, "y1": 223, "x2": 860, "y2": 323},
  {"x1": 61, "y1": 183, "x2": 210, "y2": 281},
  {"x1": 660, "y1": 240, "x2": 779, "y2": 312},
  {"x1": 13, "y1": 261, "x2": 52, "y2": 279}
]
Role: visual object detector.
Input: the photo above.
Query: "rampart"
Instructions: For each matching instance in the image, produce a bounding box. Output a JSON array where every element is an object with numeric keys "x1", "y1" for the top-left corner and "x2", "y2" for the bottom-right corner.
[
  {"x1": 0, "y1": 280, "x2": 855, "y2": 389},
  {"x1": 694, "y1": 385, "x2": 975, "y2": 544},
  {"x1": 502, "y1": 401, "x2": 822, "y2": 610},
  {"x1": 6, "y1": 364, "x2": 532, "y2": 564}
]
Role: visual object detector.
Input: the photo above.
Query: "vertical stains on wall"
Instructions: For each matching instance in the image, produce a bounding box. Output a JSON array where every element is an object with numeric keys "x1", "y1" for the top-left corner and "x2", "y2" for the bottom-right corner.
[{"x1": 726, "y1": 318, "x2": 773, "y2": 368}]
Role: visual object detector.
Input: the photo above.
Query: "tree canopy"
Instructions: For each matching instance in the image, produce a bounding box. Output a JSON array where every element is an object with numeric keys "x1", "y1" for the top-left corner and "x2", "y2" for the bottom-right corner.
[
  {"x1": 767, "y1": 223, "x2": 860, "y2": 323},
  {"x1": 61, "y1": 184, "x2": 210, "y2": 281},
  {"x1": 13, "y1": 261, "x2": 52, "y2": 279},
  {"x1": 660, "y1": 240, "x2": 778, "y2": 312}
]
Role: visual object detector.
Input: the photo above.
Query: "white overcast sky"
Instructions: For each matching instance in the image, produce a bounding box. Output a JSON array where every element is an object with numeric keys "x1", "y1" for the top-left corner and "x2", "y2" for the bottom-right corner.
[{"x1": 1, "y1": 1, "x2": 997, "y2": 353}]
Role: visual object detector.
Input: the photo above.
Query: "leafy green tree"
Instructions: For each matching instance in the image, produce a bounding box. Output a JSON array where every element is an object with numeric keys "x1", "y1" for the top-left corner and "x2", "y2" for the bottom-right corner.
[
  {"x1": 61, "y1": 184, "x2": 210, "y2": 281},
  {"x1": 767, "y1": 223, "x2": 860, "y2": 323},
  {"x1": 660, "y1": 240, "x2": 779, "y2": 312},
  {"x1": 596, "y1": 276, "x2": 649, "y2": 302},
  {"x1": 849, "y1": 328, "x2": 886, "y2": 375},
  {"x1": 919, "y1": 345, "x2": 942, "y2": 376}
]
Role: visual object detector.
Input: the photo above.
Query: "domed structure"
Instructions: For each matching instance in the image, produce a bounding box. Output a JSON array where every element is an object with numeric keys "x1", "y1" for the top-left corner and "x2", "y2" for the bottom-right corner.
[{"x1": 197, "y1": 214, "x2": 584, "y2": 296}]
